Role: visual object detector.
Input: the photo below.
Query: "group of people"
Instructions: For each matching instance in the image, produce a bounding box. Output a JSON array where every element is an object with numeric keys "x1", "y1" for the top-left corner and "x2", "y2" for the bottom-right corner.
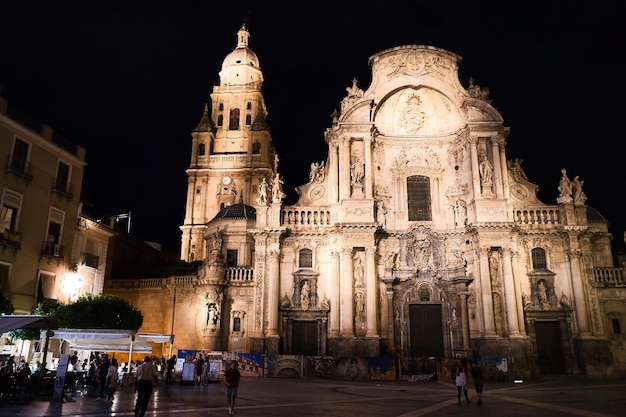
[{"x1": 454, "y1": 359, "x2": 485, "y2": 406}]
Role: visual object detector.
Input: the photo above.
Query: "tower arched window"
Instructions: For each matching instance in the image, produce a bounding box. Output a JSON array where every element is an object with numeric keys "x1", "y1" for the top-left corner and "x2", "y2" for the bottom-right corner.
[
  {"x1": 252, "y1": 142, "x2": 261, "y2": 154},
  {"x1": 407, "y1": 175, "x2": 431, "y2": 221},
  {"x1": 246, "y1": 102, "x2": 252, "y2": 110},
  {"x1": 218, "y1": 103, "x2": 224, "y2": 111},
  {"x1": 531, "y1": 247, "x2": 547, "y2": 270},
  {"x1": 299, "y1": 248, "x2": 313, "y2": 268},
  {"x1": 229, "y1": 108, "x2": 240, "y2": 130},
  {"x1": 245, "y1": 114, "x2": 252, "y2": 126},
  {"x1": 198, "y1": 143, "x2": 206, "y2": 156},
  {"x1": 217, "y1": 114, "x2": 223, "y2": 127}
]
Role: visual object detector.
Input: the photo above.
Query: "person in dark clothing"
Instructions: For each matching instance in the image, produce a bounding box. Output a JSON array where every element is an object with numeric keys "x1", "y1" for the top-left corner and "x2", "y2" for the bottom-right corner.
[
  {"x1": 165, "y1": 354, "x2": 176, "y2": 384},
  {"x1": 471, "y1": 359, "x2": 485, "y2": 405},
  {"x1": 224, "y1": 360, "x2": 241, "y2": 415},
  {"x1": 69, "y1": 351, "x2": 78, "y2": 370},
  {"x1": 97, "y1": 354, "x2": 110, "y2": 399}
]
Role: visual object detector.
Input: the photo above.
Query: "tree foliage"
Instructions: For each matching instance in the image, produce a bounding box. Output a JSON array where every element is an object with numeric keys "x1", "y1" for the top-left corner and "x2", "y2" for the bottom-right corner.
[{"x1": 56, "y1": 294, "x2": 143, "y2": 330}]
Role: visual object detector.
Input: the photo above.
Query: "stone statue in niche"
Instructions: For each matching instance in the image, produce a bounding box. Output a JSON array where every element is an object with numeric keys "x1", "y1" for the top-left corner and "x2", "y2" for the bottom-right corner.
[
  {"x1": 350, "y1": 157, "x2": 364, "y2": 186},
  {"x1": 301, "y1": 281, "x2": 310, "y2": 311},
  {"x1": 479, "y1": 156, "x2": 493, "y2": 185},
  {"x1": 353, "y1": 254, "x2": 365, "y2": 287}
]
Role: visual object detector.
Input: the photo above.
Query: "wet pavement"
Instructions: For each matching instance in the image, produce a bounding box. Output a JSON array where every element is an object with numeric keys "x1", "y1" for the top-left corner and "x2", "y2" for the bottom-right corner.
[{"x1": 0, "y1": 375, "x2": 624, "y2": 417}]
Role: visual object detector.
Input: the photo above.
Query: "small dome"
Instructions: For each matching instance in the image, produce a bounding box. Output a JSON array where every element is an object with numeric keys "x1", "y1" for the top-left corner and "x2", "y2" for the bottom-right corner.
[{"x1": 221, "y1": 24, "x2": 261, "y2": 71}]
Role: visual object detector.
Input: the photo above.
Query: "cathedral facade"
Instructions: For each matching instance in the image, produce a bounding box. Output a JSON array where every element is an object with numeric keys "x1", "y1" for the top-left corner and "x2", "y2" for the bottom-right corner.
[{"x1": 107, "y1": 25, "x2": 626, "y2": 379}]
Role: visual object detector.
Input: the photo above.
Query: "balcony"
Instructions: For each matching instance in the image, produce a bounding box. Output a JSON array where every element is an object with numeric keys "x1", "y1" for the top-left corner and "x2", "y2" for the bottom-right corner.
[
  {"x1": 0, "y1": 229, "x2": 21, "y2": 254},
  {"x1": 593, "y1": 267, "x2": 626, "y2": 288},
  {"x1": 42, "y1": 241, "x2": 64, "y2": 264},
  {"x1": 4, "y1": 156, "x2": 33, "y2": 182},
  {"x1": 51, "y1": 178, "x2": 74, "y2": 199}
]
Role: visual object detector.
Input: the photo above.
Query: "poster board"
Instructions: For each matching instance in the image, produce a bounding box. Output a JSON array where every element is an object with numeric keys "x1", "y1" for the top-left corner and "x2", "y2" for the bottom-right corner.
[{"x1": 53, "y1": 354, "x2": 69, "y2": 402}]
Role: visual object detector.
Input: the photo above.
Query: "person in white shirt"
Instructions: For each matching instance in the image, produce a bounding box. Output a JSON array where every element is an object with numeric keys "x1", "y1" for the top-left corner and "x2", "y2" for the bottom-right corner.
[{"x1": 133, "y1": 356, "x2": 158, "y2": 417}]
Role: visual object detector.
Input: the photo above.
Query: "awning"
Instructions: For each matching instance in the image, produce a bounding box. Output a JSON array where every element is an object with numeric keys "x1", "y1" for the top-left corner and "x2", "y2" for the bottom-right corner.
[
  {"x1": 0, "y1": 314, "x2": 57, "y2": 334},
  {"x1": 137, "y1": 333, "x2": 173, "y2": 344},
  {"x1": 42, "y1": 328, "x2": 153, "y2": 353}
]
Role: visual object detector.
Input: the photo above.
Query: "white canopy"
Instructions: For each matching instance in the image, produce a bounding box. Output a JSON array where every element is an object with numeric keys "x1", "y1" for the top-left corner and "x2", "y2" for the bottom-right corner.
[{"x1": 42, "y1": 329, "x2": 153, "y2": 353}]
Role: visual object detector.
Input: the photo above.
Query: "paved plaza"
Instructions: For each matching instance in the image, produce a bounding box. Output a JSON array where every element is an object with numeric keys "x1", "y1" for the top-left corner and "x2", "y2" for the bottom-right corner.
[{"x1": 0, "y1": 375, "x2": 624, "y2": 417}]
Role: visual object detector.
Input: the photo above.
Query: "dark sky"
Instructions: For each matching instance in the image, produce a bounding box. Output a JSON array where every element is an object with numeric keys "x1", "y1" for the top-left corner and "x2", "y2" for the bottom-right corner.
[{"x1": 2, "y1": 2, "x2": 625, "y2": 256}]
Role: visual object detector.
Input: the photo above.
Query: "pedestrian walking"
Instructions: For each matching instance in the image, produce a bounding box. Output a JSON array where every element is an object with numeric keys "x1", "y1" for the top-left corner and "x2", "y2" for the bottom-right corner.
[
  {"x1": 224, "y1": 360, "x2": 241, "y2": 415},
  {"x1": 97, "y1": 354, "x2": 110, "y2": 399},
  {"x1": 455, "y1": 365, "x2": 471, "y2": 405},
  {"x1": 195, "y1": 354, "x2": 205, "y2": 385},
  {"x1": 202, "y1": 357, "x2": 210, "y2": 385},
  {"x1": 134, "y1": 356, "x2": 159, "y2": 417},
  {"x1": 471, "y1": 359, "x2": 485, "y2": 405},
  {"x1": 104, "y1": 358, "x2": 119, "y2": 402},
  {"x1": 165, "y1": 354, "x2": 176, "y2": 384}
]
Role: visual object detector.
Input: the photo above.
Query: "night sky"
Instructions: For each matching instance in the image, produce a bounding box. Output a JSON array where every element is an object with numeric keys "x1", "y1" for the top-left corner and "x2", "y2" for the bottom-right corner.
[{"x1": 2, "y1": 2, "x2": 625, "y2": 256}]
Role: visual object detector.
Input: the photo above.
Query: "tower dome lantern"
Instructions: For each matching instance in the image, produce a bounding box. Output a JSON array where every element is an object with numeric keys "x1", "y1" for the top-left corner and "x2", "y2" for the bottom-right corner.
[{"x1": 219, "y1": 23, "x2": 263, "y2": 87}]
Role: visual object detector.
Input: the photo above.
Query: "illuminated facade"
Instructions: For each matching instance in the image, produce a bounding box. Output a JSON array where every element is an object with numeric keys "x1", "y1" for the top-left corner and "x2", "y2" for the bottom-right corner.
[{"x1": 108, "y1": 25, "x2": 626, "y2": 378}]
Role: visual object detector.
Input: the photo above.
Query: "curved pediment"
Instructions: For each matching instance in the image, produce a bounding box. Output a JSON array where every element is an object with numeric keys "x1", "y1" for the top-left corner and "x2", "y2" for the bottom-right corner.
[{"x1": 374, "y1": 87, "x2": 464, "y2": 137}]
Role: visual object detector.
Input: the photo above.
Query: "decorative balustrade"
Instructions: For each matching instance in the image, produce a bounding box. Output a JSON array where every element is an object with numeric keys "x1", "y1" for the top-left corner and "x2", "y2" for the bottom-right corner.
[
  {"x1": 282, "y1": 207, "x2": 331, "y2": 227},
  {"x1": 513, "y1": 207, "x2": 560, "y2": 225},
  {"x1": 593, "y1": 267, "x2": 626, "y2": 287},
  {"x1": 225, "y1": 267, "x2": 254, "y2": 282}
]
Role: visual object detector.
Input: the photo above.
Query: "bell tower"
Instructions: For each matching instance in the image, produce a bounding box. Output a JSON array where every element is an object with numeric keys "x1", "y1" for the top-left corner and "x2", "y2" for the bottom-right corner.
[{"x1": 180, "y1": 23, "x2": 276, "y2": 262}]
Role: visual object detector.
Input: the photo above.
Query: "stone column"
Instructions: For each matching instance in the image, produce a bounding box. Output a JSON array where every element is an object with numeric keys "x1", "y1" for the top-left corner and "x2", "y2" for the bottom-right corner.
[
  {"x1": 364, "y1": 136, "x2": 373, "y2": 199},
  {"x1": 365, "y1": 246, "x2": 378, "y2": 337},
  {"x1": 501, "y1": 248, "x2": 521, "y2": 336},
  {"x1": 479, "y1": 247, "x2": 496, "y2": 336},
  {"x1": 340, "y1": 247, "x2": 354, "y2": 337},
  {"x1": 460, "y1": 291, "x2": 471, "y2": 350},
  {"x1": 330, "y1": 143, "x2": 339, "y2": 203},
  {"x1": 510, "y1": 249, "x2": 527, "y2": 335},
  {"x1": 491, "y1": 140, "x2": 504, "y2": 198},
  {"x1": 266, "y1": 250, "x2": 280, "y2": 337},
  {"x1": 498, "y1": 139, "x2": 511, "y2": 200},
  {"x1": 329, "y1": 250, "x2": 341, "y2": 337},
  {"x1": 340, "y1": 139, "x2": 351, "y2": 200},
  {"x1": 567, "y1": 250, "x2": 591, "y2": 336},
  {"x1": 470, "y1": 139, "x2": 481, "y2": 197}
]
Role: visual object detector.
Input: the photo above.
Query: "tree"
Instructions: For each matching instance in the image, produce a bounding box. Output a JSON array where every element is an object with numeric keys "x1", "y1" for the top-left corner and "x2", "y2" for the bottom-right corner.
[{"x1": 57, "y1": 294, "x2": 143, "y2": 330}]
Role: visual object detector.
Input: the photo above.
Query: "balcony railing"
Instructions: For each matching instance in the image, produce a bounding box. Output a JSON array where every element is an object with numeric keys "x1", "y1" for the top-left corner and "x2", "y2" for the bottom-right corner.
[
  {"x1": 0, "y1": 229, "x2": 21, "y2": 252},
  {"x1": 42, "y1": 241, "x2": 64, "y2": 258},
  {"x1": 513, "y1": 207, "x2": 560, "y2": 225},
  {"x1": 593, "y1": 267, "x2": 626, "y2": 287},
  {"x1": 282, "y1": 207, "x2": 331, "y2": 228},
  {"x1": 4, "y1": 156, "x2": 33, "y2": 181},
  {"x1": 51, "y1": 179, "x2": 75, "y2": 199},
  {"x1": 225, "y1": 267, "x2": 254, "y2": 282}
]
